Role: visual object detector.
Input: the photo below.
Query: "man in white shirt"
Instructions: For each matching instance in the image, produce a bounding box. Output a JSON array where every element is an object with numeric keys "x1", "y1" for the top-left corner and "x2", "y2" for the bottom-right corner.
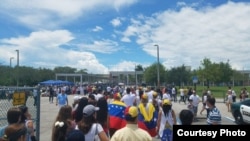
[
  {"x1": 121, "y1": 87, "x2": 136, "y2": 107},
  {"x1": 146, "y1": 87, "x2": 155, "y2": 103},
  {"x1": 189, "y1": 90, "x2": 200, "y2": 121}
]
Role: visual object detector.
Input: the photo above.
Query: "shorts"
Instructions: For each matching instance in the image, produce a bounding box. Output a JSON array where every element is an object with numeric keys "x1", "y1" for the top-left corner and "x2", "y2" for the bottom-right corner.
[{"x1": 193, "y1": 106, "x2": 198, "y2": 114}]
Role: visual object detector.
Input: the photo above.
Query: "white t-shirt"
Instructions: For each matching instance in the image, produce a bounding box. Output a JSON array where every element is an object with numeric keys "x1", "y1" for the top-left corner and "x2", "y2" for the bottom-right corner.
[
  {"x1": 75, "y1": 123, "x2": 103, "y2": 141},
  {"x1": 121, "y1": 93, "x2": 136, "y2": 107},
  {"x1": 189, "y1": 94, "x2": 200, "y2": 107},
  {"x1": 162, "y1": 93, "x2": 171, "y2": 100},
  {"x1": 180, "y1": 88, "x2": 184, "y2": 96},
  {"x1": 147, "y1": 90, "x2": 154, "y2": 102}
]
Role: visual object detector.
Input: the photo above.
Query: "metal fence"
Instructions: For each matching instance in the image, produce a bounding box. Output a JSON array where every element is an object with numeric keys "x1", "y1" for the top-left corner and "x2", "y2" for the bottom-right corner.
[{"x1": 0, "y1": 87, "x2": 40, "y2": 141}]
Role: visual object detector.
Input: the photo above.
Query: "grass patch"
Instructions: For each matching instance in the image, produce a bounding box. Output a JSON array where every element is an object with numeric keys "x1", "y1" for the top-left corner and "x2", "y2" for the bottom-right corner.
[{"x1": 184, "y1": 86, "x2": 250, "y2": 98}]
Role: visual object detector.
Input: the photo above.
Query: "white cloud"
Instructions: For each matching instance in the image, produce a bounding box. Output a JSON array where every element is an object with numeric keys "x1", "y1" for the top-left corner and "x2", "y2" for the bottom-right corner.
[
  {"x1": 77, "y1": 39, "x2": 121, "y2": 53},
  {"x1": 111, "y1": 18, "x2": 122, "y2": 27},
  {"x1": 0, "y1": 0, "x2": 139, "y2": 29},
  {"x1": 120, "y1": 2, "x2": 250, "y2": 70},
  {"x1": 92, "y1": 26, "x2": 103, "y2": 32},
  {"x1": 0, "y1": 30, "x2": 109, "y2": 74}
]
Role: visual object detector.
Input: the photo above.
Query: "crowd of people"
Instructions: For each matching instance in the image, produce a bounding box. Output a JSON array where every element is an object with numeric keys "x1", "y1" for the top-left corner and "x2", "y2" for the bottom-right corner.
[{"x1": 2, "y1": 84, "x2": 248, "y2": 141}]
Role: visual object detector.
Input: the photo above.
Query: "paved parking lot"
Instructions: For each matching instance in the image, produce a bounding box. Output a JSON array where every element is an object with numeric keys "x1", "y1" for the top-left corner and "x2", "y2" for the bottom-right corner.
[{"x1": 39, "y1": 95, "x2": 236, "y2": 141}]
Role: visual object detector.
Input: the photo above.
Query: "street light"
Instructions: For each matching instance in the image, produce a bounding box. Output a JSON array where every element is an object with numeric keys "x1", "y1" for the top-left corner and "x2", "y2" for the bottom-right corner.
[
  {"x1": 15, "y1": 49, "x2": 19, "y2": 87},
  {"x1": 15, "y1": 50, "x2": 19, "y2": 66},
  {"x1": 154, "y1": 44, "x2": 160, "y2": 88},
  {"x1": 10, "y1": 57, "x2": 14, "y2": 67}
]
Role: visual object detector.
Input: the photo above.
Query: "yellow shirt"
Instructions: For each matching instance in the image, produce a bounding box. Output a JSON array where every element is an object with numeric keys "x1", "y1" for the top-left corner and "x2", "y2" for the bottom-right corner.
[{"x1": 110, "y1": 124, "x2": 152, "y2": 141}]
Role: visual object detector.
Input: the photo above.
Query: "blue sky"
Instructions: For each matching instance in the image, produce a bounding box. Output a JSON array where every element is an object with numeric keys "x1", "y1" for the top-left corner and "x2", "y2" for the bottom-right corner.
[{"x1": 0, "y1": 0, "x2": 250, "y2": 74}]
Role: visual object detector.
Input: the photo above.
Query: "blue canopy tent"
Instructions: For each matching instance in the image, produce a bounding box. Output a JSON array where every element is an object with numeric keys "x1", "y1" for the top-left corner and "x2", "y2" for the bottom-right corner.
[
  {"x1": 39, "y1": 80, "x2": 74, "y2": 86},
  {"x1": 39, "y1": 80, "x2": 58, "y2": 86}
]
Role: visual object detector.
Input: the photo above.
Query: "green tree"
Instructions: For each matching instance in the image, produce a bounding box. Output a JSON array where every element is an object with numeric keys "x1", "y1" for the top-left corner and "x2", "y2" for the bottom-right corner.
[
  {"x1": 143, "y1": 63, "x2": 166, "y2": 86},
  {"x1": 218, "y1": 60, "x2": 233, "y2": 85},
  {"x1": 166, "y1": 65, "x2": 191, "y2": 87},
  {"x1": 198, "y1": 58, "x2": 216, "y2": 88},
  {"x1": 135, "y1": 64, "x2": 144, "y2": 85},
  {"x1": 135, "y1": 64, "x2": 143, "y2": 71},
  {"x1": 76, "y1": 69, "x2": 88, "y2": 74},
  {"x1": 54, "y1": 66, "x2": 77, "y2": 73}
]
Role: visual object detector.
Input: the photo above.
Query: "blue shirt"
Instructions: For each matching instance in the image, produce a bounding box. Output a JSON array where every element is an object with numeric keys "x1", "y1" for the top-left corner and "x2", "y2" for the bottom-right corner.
[
  {"x1": 57, "y1": 93, "x2": 68, "y2": 105},
  {"x1": 0, "y1": 125, "x2": 8, "y2": 137}
]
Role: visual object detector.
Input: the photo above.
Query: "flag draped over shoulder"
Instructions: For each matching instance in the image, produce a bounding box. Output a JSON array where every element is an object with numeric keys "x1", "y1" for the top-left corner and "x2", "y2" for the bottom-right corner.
[
  {"x1": 108, "y1": 101, "x2": 127, "y2": 129},
  {"x1": 138, "y1": 103, "x2": 158, "y2": 137}
]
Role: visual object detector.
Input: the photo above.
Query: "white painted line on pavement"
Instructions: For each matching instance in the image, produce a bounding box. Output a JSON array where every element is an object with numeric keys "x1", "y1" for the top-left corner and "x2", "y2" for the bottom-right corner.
[{"x1": 224, "y1": 116, "x2": 235, "y2": 122}]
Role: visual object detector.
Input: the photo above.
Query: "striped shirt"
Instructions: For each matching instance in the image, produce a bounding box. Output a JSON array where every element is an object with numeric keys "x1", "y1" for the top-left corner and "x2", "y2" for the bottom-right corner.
[{"x1": 207, "y1": 107, "x2": 221, "y2": 125}]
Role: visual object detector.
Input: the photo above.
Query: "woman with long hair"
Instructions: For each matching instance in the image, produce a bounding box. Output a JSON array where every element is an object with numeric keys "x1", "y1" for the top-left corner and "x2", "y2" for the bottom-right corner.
[
  {"x1": 96, "y1": 97, "x2": 109, "y2": 136},
  {"x1": 52, "y1": 105, "x2": 75, "y2": 141},
  {"x1": 18, "y1": 106, "x2": 36, "y2": 141},
  {"x1": 74, "y1": 97, "x2": 89, "y2": 124},
  {"x1": 77, "y1": 105, "x2": 109, "y2": 141}
]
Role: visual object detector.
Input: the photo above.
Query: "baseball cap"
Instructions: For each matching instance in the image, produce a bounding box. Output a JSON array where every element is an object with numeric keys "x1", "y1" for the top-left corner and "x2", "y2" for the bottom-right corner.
[
  {"x1": 163, "y1": 99, "x2": 171, "y2": 105},
  {"x1": 82, "y1": 105, "x2": 99, "y2": 117},
  {"x1": 66, "y1": 129, "x2": 85, "y2": 141},
  {"x1": 73, "y1": 96, "x2": 80, "y2": 101},
  {"x1": 142, "y1": 93, "x2": 148, "y2": 100},
  {"x1": 125, "y1": 106, "x2": 138, "y2": 118},
  {"x1": 153, "y1": 91, "x2": 158, "y2": 97},
  {"x1": 113, "y1": 93, "x2": 121, "y2": 99}
]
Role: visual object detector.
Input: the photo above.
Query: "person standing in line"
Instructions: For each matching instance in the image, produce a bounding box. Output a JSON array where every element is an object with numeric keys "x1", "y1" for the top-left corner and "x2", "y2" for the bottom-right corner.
[
  {"x1": 137, "y1": 94, "x2": 158, "y2": 137},
  {"x1": 121, "y1": 87, "x2": 136, "y2": 107},
  {"x1": 49, "y1": 86, "x2": 54, "y2": 103},
  {"x1": 0, "y1": 107, "x2": 22, "y2": 137},
  {"x1": 108, "y1": 93, "x2": 127, "y2": 138},
  {"x1": 187, "y1": 87, "x2": 193, "y2": 101},
  {"x1": 19, "y1": 105, "x2": 37, "y2": 141},
  {"x1": 77, "y1": 105, "x2": 109, "y2": 141},
  {"x1": 232, "y1": 89, "x2": 237, "y2": 103},
  {"x1": 52, "y1": 105, "x2": 76, "y2": 141},
  {"x1": 73, "y1": 97, "x2": 89, "y2": 124},
  {"x1": 200, "y1": 90, "x2": 208, "y2": 115},
  {"x1": 189, "y1": 90, "x2": 200, "y2": 121},
  {"x1": 179, "y1": 86, "x2": 186, "y2": 104},
  {"x1": 179, "y1": 109, "x2": 193, "y2": 125},
  {"x1": 56, "y1": 89, "x2": 68, "y2": 108},
  {"x1": 226, "y1": 90, "x2": 233, "y2": 112},
  {"x1": 0, "y1": 123, "x2": 27, "y2": 141},
  {"x1": 110, "y1": 106, "x2": 152, "y2": 141},
  {"x1": 206, "y1": 97, "x2": 221, "y2": 125},
  {"x1": 171, "y1": 86, "x2": 177, "y2": 102},
  {"x1": 96, "y1": 97, "x2": 109, "y2": 137},
  {"x1": 162, "y1": 87, "x2": 171, "y2": 101},
  {"x1": 156, "y1": 99, "x2": 176, "y2": 141}
]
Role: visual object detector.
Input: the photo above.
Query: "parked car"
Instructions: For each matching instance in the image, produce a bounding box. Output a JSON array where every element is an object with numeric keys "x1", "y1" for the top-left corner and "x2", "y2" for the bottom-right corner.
[{"x1": 231, "y1": 98, "x2": 250, "y2": 124}]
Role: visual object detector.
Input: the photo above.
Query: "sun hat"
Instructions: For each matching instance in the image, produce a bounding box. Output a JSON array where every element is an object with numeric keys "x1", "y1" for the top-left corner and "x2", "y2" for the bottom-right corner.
[
  {"x1": 82, "y1": 105, "x2": 99, "y2": 117},
  {"x1": 163, "y1": 99, "x2": 171, "y2": 105}
]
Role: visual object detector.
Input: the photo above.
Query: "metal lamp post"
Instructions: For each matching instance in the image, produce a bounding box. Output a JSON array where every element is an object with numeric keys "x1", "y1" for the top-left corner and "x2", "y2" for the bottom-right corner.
[
  {"x1": 10, "y1": 57, "x2": 14, "y2": 67},
  {"x1": 154, "y1": 44, "x2": 160, "y2": 88},
  {"x1": 15, "y1": 50, "x2": 19, "y2": 67},
  {"x1": 15, "y1": 49, "x2": 19, "y2": 86}
]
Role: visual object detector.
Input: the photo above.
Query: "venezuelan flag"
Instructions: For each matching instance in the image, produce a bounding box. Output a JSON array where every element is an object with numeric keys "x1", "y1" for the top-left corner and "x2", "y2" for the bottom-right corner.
[
  {"x1": 138, "y1": 103, "x2": 158, "y2": 137},
  {"x1": 108, "y1": 101, "x2": 127, "y2": 129}
]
